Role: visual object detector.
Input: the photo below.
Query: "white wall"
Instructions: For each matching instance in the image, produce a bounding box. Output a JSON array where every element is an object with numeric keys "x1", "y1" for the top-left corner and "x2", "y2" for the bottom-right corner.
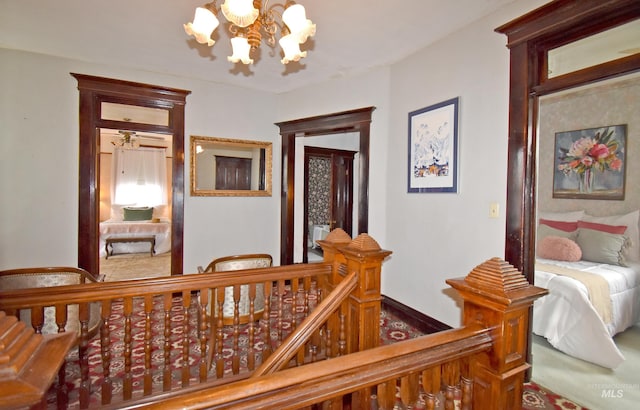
[
  {"x1": 0, "y1": 49, "x2": 279, "y2": 272},
  {"x1": 383, "y1": 0, "x2": 548, "y2": 327}
]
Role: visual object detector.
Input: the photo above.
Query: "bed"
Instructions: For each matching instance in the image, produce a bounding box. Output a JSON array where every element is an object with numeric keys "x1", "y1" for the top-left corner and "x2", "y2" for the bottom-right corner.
[
  {"x1": 99, "y1": 219, "x2": 171, "y2": 258},
  {"x1": 533, "y1": 210, "x2": 640, "y2": 369}
]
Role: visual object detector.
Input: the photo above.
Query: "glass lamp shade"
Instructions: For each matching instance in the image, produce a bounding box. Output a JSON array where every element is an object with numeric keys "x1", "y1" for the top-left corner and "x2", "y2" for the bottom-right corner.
[
  {"x1": 184, "y1": 6, "x2": 219, "y2": 46},
  {"x1": 279, "y1": 34, "x2": 307, "y2": 64},
  {"x1": 282, "y1": 4, "x2": 315, "y2": 43},
  {"x1": 221, "y1": 0, "x2": 259, "y2": 28},
  {"x1": 228, "y1": 37, "x2": 254, "y2": 64}
]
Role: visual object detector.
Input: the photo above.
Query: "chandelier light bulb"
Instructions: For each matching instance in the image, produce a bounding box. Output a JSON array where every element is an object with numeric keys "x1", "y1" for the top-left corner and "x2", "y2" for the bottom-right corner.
[
  {"x1": 279, "y1": 33, "x2": 307, "y2": 64},
  {"x1": 184, "y1": 6, "x2": 219, "y2": 46},
  {"x1": 282, "y1": 4, "x2": 315, "y2": 43},
  {"x1": 228, "y1": 37, "x2": 254, "y2": 64},
  {"x1": 221, "y1": 0, "x2": 259, "y2": 28}
]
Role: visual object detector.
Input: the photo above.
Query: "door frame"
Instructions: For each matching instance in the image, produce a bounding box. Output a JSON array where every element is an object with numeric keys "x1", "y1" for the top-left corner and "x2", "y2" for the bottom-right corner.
[
  {"x1": 276, "y1": 107, "x2": 375, "y2": 265},
  {"x1": 72, "y1": 73, "x2": 190, "y2": 277}
]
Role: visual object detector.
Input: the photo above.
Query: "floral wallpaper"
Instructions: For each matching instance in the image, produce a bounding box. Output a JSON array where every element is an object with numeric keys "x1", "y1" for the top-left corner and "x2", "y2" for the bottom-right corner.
[
  {"x1": 308, "y1": 156, "x2": 331, "y2": 227},
  {"x1": 538, "y1": 74, "x2": 640, "y2": 217}
]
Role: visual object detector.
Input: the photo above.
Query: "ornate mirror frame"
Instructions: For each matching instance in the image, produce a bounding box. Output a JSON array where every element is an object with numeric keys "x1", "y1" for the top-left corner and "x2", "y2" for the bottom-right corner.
[
  {"x1": 190, "y1": 135, "x2": 272, "y2": 197},
  {"x1": 72, "y1": 74, "x2": 191, "y2": 276}
]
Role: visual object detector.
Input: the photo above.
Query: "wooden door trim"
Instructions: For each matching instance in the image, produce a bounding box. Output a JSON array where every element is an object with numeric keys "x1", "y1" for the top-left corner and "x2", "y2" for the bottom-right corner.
[
  {"x1": 276, "y1": 107, "x2": 375, "y2": 265},
  {"x1": 72, "y1": 73, "x2": 190, "y2": 277}
]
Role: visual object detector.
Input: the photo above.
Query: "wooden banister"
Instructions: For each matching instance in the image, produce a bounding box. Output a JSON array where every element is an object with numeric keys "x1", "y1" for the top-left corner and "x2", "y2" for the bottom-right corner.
[
  {"x1": 115, "y1": 325, "x2": 492, "y2": 410},
  {"x1": 252, "y1": 271, "x2": 358, "y2": 376}
]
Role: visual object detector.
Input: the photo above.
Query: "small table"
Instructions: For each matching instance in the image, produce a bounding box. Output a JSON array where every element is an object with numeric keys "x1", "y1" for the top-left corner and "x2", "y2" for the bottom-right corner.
[{"x1": 105, "y1": 236, "x2": 155, "y2": 259}]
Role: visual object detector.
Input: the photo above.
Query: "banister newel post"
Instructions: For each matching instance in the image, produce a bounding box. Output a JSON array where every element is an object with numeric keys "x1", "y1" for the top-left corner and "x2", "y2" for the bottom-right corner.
[{"x1": 446, "y1": 258, "x2": 547, "y2": 410}]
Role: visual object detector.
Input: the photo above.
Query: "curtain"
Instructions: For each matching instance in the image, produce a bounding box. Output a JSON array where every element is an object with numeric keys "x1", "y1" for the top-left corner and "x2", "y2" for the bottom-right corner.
[{"x1": 111, "y1": 147, "x2": 168, "y2": 206}]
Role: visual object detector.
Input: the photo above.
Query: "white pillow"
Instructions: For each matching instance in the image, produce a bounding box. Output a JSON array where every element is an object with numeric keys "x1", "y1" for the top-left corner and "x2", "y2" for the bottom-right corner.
[
  {"x1": 538, "y1": 210, "x2": 584, "y2": 222},
  {"x1": 581, "y1": 210, "x2": 640, "y2": 263}
]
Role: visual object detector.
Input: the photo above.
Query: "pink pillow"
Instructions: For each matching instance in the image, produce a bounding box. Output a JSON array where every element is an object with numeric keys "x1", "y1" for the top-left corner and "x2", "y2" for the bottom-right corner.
[
  {"x1": 537, "y1": 236, "x2": 582, "y2": 262},
  {"x1": 577, "y1": 220, "x2": 627, "y2": 235},
  {"x1": 539, "y1": 219, "x2": 578, "y2": 233}
]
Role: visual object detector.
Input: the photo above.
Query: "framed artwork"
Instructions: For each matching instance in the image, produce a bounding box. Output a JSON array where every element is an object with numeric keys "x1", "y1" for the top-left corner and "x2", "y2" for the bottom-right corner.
[
  {"x1": 553, "y1": 124, "x2": 626, "y2": 200},
  {"x1": 408, "y1": 97, "x2": 459, "y2": 193}
]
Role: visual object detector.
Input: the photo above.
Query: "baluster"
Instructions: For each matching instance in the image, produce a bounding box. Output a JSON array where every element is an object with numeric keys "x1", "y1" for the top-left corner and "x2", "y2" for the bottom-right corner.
[
  {"x1": 31, "y1": 306, "x2": 44, "y2": 334},
  {"x1": 325, "y1": 328, "x2": 333, "y2": 358},
  {"x1": 78, "y1": 302, "x2": 91, "y2": 408},
  {"x1": 56, "y1": 358, "x2": 69, "y2": 409},
  {"x1": 163, "y1": 293, "x2": 172, "y2": 391},
  {"x1": 400, "y1": 374, "x2": 419, "y2": 408},
  {"x1": 182, "y1": 291, "x2": 192, "y2": 387},
  {"x1": 247, "y1": 283, "x2": 256, "y2": 371},
  {"x1": 261, "y1": 280, "x2": 273, "y2": 359},
  {"x1": 215, "y1": 287, "x2": 225, "y2": 379},
  {"x1": 421, "y1": 366, "x2": 440, "y2": 398},
  {"x1": 309, "y1": 344, "x2": 317, "y2": 363},
  {"x1": 277, "y1": 279, "x2": 285, "y2": 344},
  {"x1": 424, "y1": 392, "x2": 436, "y2": 410},
  {"x1": 338, "y1": 312, "x2": 346, "y2": 356},
  {"x1": 444, "y1": 385, "x2": 455, "y2": 410},
  {"x1": 144, "y1": 295, "x2": 153, "y2": 395},
  {"x1": 232, "y1": 285, "x2": 240, "y2": 375},
  {"x1": 123, "y1": 297, "x2": 133, "y2": 401},
  {"x1": 290, "y1": 278, "x2": 299, "y2": 329},
  {"x1": 376, "y1": 380, "x2": 396, "y2": 409},
  {"x1": 199, "y1": 288, "x2": 209, "y2": 382},
  {"x1": 54, "y1": 303, "x2": 68, "y2": 333},
  {"x1": 461, "y1": 376, "x2": 472, "y2": 410},
  {"x1": 101, "y1": 299, "x2": 112, "y2": 405}
]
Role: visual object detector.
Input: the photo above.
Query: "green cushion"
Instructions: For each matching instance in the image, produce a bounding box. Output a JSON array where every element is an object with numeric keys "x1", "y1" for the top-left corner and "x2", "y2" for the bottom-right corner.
[{"x1": 123, "y1": 207, "x2": 153, "y2": 221}]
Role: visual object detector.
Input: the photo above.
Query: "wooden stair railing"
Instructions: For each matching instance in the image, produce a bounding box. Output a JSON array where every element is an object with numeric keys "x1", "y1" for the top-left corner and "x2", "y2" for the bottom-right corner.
[
  {"x1": 119, "y1": 325, "x2": 493, "y2": 410},
  {"x1": 114, "y1": 257, "x2": 547, "y2": 410},
  {"x1": 252, "y1": 271, "x2": 358, "y2": 376}
]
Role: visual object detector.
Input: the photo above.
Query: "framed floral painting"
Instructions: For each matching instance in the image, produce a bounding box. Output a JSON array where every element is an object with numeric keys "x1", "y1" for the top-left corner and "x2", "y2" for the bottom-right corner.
[{"x1": 553, "y1": 124, "x2": 627, "y2": 200}]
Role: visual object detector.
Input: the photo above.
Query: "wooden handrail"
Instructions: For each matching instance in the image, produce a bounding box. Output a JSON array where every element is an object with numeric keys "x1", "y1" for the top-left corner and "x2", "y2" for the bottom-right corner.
[
  {"x1": 252, "y1": 271, "x2": 358, "y2": 376},
  {"x1": 116, "y1": 325, "x2": 492, "y2": 409},
  {"x1": 0, "y1": 264, "x2": 332, "y2": 309}
]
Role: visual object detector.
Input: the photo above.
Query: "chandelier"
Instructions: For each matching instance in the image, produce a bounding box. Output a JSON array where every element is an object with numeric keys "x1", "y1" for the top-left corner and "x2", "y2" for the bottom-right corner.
[{"x1": 184, "y1": 0, "x2": 316, "y2": 65}]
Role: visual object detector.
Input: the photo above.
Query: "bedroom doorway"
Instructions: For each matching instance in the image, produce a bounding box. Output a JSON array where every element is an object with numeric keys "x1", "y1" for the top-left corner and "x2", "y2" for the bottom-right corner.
[
  {"x1": 303, "y1": 146, "x2": 356, "y2": 263},
  {"x1": 73, "y1": 74, "x2": 190, "y2": 278},
  {"x1": 97, "y1": 128, "x2": 173, "y2": 280}
]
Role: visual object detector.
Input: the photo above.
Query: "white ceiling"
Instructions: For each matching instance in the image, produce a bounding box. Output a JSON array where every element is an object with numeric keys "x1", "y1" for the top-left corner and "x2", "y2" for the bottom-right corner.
[{"x1": 0, "y1": 0, "x2": 521, "y2": 94}]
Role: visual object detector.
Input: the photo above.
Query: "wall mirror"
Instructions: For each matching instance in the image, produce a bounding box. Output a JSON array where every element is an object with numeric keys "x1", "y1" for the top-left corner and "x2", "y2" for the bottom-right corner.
[{"x1": 190, "y1": 135, "x2": 272, "y2": 196}]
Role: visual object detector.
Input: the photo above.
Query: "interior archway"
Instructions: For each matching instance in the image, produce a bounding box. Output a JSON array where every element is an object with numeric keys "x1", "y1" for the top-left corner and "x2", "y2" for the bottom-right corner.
[{"x1": 72, "y1": 74, "x2": 191, "y2": 277}]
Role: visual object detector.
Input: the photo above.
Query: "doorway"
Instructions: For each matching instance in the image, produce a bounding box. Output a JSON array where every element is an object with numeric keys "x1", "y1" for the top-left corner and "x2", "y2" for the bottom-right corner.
[
  {"x1": 72, "y1": 74, "x2": 190, "y2": 277},
  {"x1": 303, "y1": 147, "x2": 355, "y2": 263},
  {"x1": 276, "y1": 107, "x2": 375, "y2": 265}
]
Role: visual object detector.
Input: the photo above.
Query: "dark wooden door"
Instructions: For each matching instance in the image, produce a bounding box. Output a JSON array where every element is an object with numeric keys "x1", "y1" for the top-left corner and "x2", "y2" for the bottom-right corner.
[
  {"x1": 215, "y1": 156, "x2": 251, "y2": 190},
  {"x1": 303, "y1": 147, "x2": 355, "y2": 262}
]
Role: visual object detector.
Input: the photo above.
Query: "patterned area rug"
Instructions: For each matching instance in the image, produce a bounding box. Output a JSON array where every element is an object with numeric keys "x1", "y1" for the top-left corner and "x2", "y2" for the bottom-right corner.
[{"x1": 523, "y1": 382, "x2": 587, "y2": 410}]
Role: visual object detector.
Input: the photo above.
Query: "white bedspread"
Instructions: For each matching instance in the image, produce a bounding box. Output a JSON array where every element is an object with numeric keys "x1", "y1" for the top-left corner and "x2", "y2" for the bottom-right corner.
[
  {"x1": 99, "y1": 220, "x2": 171, "y2": 257},
  {"x1": 533, "y1": 258, "x2": 640, "y2": 369}
]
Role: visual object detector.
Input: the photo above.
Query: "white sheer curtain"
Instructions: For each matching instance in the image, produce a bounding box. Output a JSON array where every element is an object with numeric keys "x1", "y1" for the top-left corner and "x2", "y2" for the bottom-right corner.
[{"x1": 111, "y1": 147, "x2": 168, "y2": 207}]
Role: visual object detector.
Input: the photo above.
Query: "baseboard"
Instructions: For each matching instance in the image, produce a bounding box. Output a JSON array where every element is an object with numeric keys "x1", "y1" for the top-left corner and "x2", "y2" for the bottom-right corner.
[{"x1": 382, "y1": 295, "x2": 451, "y2": 335}]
